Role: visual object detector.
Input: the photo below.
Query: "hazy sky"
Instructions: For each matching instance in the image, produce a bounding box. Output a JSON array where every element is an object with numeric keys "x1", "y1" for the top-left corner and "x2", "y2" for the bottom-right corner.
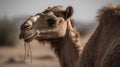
[{"x1": 0, "y1": 0, "x2": 119, "y2": 21}]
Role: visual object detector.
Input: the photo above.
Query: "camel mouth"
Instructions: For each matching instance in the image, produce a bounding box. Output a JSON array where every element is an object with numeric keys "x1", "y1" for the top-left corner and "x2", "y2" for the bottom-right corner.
[
  {"x1": 25, "y1": 32, "x2": 38, "y2": 42},
  {"x1": 35, "y1": 28, "x2": 60, "y2": 40},
  {"x1": 19, "y1": 27, "x2": 59, "y2": 42},
  {"x1": 19, "y1": 31, "x2": 39, "y2": 42}
]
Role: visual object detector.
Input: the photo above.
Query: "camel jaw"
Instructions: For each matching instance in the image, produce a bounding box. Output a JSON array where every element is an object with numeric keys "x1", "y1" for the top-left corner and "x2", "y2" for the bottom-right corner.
[
  {"x1": 19, "y1": 27, "x2": 58, "y2": 42},
  {"x1": 19, "y1": 31, "x2": 39, "y2": 43},
  {"x1": 35, "y1": 27, "x2": 62, "y2": 40}
]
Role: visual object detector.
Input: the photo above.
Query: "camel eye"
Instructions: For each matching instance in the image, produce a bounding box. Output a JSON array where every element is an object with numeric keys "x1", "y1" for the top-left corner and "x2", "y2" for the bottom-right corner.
[{"x1": 47, "y1": 19, "x2": 56, "y2": 27}]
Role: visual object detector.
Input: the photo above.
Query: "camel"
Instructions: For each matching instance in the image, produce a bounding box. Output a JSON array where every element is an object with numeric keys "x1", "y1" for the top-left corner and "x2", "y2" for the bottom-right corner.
[
  {"x1": 19, "y1": 4, "x2": 120, "y2": 67},
  {"x1": 77, "y1": 4, "x2": 120, "y2": 67},
  {"x1": 19, "y1": 6, "x2": 82, "y2": 67}
]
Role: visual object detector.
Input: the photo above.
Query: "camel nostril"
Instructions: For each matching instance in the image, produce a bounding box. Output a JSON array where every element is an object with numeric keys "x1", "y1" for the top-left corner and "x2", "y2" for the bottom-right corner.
[
  {"x1": 47, "y1": 19, "x2": 56, "y2": 27},
  {"x1": 25, "y1": 23, "x2": 31, "y2": 27}
]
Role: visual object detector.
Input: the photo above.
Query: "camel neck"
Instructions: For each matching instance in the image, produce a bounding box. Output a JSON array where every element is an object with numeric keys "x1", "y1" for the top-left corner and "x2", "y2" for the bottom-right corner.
[
  {"x1": 50, "y1": 33, "x2": 81, "y2": 67},
  {"x1": 49, "y1": 20, "x2": 82, "y2": 67}
]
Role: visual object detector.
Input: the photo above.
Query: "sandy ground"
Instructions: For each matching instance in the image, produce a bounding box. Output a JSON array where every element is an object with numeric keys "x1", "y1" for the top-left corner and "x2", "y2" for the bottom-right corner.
[
  {"x1": 0, "y1": 40, "x2": 61, "y2": 67},
  {"x1": 0, "y1": 33, "x2": 92, "y2": 67}
]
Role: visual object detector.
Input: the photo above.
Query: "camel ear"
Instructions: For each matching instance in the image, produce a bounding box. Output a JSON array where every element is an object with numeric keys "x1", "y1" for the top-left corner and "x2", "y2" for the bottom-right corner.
[{"x1": 64, "y1": 6, "x2": 73, "y2": 20}]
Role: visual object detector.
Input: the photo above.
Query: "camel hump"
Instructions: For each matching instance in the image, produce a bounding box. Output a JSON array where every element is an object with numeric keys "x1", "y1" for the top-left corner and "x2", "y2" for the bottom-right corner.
[
  {"x1": 98, "y1": 4, "x2": 120, "y2": 16},
  {"x1": 98, "y1": 4, "x2": 120, "y2": 25}
]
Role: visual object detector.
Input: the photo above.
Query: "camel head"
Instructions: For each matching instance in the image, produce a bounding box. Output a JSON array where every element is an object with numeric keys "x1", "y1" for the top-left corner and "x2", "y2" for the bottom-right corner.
[{"x1": 19, "y1": 6, "x2": 73, "y2": 42}]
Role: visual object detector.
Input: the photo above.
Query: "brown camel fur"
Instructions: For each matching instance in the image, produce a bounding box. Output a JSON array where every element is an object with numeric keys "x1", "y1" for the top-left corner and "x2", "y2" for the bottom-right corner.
[
  {"x1": 19, "y1": 4, "x2": 120, "y2": 67},
  {"x1": 77, "y1": 4, "x2": 120, "y2": 67},
  {"x1": 19, "y1": 6, "x2": 82, "y2": 67}
]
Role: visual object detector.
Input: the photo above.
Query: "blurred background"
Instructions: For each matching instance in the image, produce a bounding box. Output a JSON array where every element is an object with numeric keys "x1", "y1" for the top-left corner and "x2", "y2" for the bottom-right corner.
[{"x1": 0, "y1": 0, "x2": 119, "y2": 67}]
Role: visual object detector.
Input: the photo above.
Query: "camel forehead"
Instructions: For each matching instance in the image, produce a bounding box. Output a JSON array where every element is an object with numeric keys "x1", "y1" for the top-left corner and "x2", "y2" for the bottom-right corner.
[
  {"x1": 42, "y1": 6, "x2": 64, "y2": 16},
  {"x1": 46, "y1": 6, "x2": 64, "y2": 12},
  {"x1": 37, "y1": 6, "x2": 65, "y2": 20}
]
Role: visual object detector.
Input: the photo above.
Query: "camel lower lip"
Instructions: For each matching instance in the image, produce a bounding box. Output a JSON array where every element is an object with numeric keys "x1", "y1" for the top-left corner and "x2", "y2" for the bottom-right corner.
[
  {"x1": 23, "y1": 28, "x2": 58, "y2": 42},
  {"x1": 24, "y1": 32, "x2": 39, "y2": 42},
  {"x1": 38, "y1": 27, "x2": 59, "y2": 34}
]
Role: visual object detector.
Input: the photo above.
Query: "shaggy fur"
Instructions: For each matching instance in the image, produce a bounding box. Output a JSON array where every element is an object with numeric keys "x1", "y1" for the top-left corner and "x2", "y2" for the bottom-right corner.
[
  {"x1": 49, "y1": 20, "x2": 81, "y2": 67},
  {"x1": 19, "y1": 4, "x2": 120, "y2": 67},
  {"x1": 19, "y1": 6, "x2": 82, "y2": 67},
  {"x1": 77, "y1": 4, "x2": 120, "y2": 67},
  {"x1": 38, "y1": 6, "x2": 82, "y2": 67}
]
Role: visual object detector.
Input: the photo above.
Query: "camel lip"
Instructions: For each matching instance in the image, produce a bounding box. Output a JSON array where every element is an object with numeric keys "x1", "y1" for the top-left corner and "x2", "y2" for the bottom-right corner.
[
  {"x1": 37, "y1": 27, "x2": 59, "y2": 34},
  {"x1": 35, "y1": 32, "x2": 52, "y2": 40},
  {"x1": 21, "y1": 31, "x2": 39, "y2": 42},
  {"x1": 34, "y1": 28, "x2": 60, "y2": 40},
  {"x1": 20, "y1": 27, "x2": 59, "y2": 42}
]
